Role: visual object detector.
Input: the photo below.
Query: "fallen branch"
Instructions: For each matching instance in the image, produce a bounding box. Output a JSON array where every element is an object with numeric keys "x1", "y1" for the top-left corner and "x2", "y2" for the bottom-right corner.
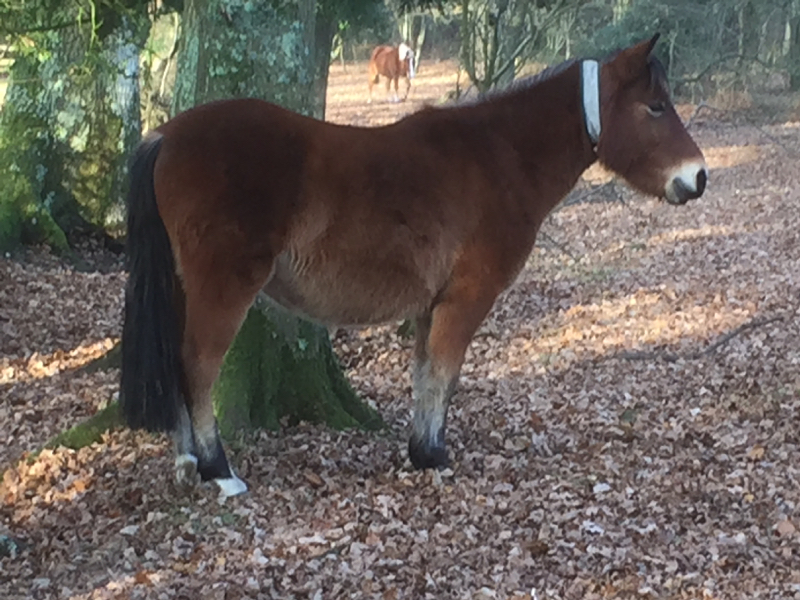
[
  {"x1": 684, "y1": 100, "x2": 712, "y2": 129},
  {"x1": 606, "y1": 314, "x2": 785, "y2": 363},
  {"x1": 561, "y1": 180, "x2": 621, "y2": 208},
  {"x1": 537, "y1": 230, "x2": 578, "y2": 262}
]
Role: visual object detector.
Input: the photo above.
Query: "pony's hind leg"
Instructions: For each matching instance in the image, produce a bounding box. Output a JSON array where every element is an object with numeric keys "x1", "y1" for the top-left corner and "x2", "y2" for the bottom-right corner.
[
  {"x1": 173, "y1": 402, "x2": 199, "y2": 487},
  {"x1": 368, "y1": 71, "x2": 380, "y2": 103},
  {"x1": 180, "y1": 281, "x2": 257, "y2": 496},
  {"x1": 409, "y1": 282, "x2": 498, "y2": 469}
]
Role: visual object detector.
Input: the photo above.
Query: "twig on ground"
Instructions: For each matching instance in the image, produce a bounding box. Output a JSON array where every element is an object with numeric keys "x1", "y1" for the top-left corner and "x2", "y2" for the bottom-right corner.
[
  {"x1": 605, "y1": 314, "x2": 785, "y2": 363},
  {"x1": 684, "y1": 101, "x2": 711, "y2": 129},
  {"x1": 561, "y1": 180, "x2": 621, "y2": 208},
  {"x1": 537, "y1": 231, "x2": 578, "y2": 262}
]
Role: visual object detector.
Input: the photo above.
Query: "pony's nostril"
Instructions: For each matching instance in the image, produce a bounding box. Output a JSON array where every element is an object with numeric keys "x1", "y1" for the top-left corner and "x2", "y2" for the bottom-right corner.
[{"x1": 696, "y1": 169, "x2": 708, "y2": 196}]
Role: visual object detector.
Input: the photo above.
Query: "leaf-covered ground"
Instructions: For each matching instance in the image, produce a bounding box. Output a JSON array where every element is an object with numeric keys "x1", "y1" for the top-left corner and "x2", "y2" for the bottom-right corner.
[{"x1": 2, "y1": 62, "x2": 800, "y2": 600}]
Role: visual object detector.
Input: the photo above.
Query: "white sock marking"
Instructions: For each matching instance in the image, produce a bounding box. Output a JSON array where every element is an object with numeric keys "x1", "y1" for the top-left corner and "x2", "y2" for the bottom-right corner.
[{"x1": 215, "y1": 475, "x2": 248, "y2": 497}]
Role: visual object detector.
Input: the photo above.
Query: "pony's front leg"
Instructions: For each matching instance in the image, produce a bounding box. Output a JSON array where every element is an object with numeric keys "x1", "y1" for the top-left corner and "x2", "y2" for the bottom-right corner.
[
  {"x1": 409, "y1": 314, "x2": 452, "y2": 468},
  {"x1": 392, "y1": 77, "x2": 401, "y2": 103},
  {"x1": 409, "y1": 288, "x2": 496, "y2": 469}
]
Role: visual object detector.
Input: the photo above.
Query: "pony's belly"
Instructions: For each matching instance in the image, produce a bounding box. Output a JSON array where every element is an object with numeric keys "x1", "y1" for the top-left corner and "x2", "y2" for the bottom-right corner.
[{"x1": 263, "y1": 254, "x2": 437, "y2": 326}]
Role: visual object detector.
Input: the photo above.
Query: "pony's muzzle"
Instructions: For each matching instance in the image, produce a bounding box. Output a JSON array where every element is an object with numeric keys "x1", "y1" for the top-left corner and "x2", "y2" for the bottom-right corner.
[{"x1": 665, "y1": 163, "x2": 708, "y2": 205}]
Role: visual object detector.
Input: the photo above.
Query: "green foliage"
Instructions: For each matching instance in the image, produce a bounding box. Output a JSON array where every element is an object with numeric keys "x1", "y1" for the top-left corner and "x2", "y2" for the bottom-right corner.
[
  {"x1": 0, "y1": 0, "x2": 150, "y2": 250},
  {"x1": 395, "y1": 0, "x2": 794, "y2": 99},
  {"x1": 0, "y1": 0, "x2": 151, "y2": 39},
  {"x1": 331, "y1": 1, "x2": 395, "y2": 57}
]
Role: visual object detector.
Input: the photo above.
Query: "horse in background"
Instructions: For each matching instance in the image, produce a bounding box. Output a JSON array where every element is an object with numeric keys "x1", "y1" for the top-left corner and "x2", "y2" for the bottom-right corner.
[
  {"x1": 368, "y1": 43, "x2": 415, "y2": 103},
  {"x1": 121, "y1": 35, "x2": 707, "y2": 496}
]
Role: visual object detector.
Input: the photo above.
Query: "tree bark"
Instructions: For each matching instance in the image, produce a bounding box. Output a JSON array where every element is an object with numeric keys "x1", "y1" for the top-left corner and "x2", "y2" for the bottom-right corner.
[
  {"x1": 173, "y1": 0, "x2": 383, "y2": 436},
  {"x1": 787, "y1": 1, "x2": 800, "y2": 90},
  {"x1": 214, "y1": 298, "x2": 382, "y2": 437},
  {"x1": 0, "y1": 11, "x2": 150, "y2": 252}
]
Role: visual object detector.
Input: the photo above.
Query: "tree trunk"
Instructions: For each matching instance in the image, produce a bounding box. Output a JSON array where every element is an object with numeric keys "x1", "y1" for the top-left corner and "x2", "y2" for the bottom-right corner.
[
  {"x1": 787, "y1": 1, "x2": 800, "y2": 90},
  {"x1": 214, "y1": 298, "x2": 382, "y2": 437},
  {"x1": 0, "y1": 12, "x2": 149, "y2": 252},
  {"x1": 173, "y1": 0, "x2": 382, "y2": 436}
]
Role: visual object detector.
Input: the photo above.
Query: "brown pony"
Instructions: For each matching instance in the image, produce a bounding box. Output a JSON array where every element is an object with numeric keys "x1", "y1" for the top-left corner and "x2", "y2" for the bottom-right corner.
[
  {"x1": 368, "y1": 43, "x2": 415, "y2": 103},
  {"x1": 121, "y1": 35, "x2": 707, "y2": 496}
]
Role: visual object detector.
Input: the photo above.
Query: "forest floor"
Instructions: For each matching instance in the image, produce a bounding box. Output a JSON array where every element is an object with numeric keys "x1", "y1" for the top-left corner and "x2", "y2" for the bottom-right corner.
[{"x1": 2, "y1": 60, "x2": 800, "y2": 600}]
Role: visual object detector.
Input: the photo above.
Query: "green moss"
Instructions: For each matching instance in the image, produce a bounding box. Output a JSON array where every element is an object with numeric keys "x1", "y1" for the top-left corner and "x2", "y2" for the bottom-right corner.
[
  {"x1": 46, "y1": 403, "x2": 123, "y2": 450},
  {"x1": 0, "y1": 11, "x2": 149, "y2": 254},
  {"x1": 23, "y1": 208, "x2": 69, "y2": 253},
  {"x1": 213, "y1": 303, "x2": 384, "y2": 438},
  {"x1": 78, "y1": 343, "x2": 122, "y2": 374},
  {"x1": 0, "y1": 190, "x2": 23, "y2": 252}
]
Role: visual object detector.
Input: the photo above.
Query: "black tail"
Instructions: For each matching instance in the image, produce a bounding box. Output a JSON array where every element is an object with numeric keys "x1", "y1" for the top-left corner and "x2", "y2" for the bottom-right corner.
[{"x1": 120, "y1": 133, "x2": 182, "y2": 432}]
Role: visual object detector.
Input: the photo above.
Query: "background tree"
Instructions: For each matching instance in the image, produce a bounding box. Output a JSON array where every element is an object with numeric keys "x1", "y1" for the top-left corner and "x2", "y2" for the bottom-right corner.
[{"x1": 0, "y1": 0, "x2": 151, "y2": 252}]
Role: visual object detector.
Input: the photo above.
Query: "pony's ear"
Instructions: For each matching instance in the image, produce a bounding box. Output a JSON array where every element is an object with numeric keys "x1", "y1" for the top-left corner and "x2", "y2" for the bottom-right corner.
[
  {"x1": 609, "y1": 34, "x2": 660, "y2": 84},
  {"x1": 642, "y1": 33, "x2": 660, "y2": 56}
]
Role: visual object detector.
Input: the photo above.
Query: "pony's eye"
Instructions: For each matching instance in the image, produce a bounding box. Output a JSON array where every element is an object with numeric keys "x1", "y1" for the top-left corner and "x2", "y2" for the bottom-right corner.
[{"x1": 647, "y1": 102, "x2": 666, "y2": 117}]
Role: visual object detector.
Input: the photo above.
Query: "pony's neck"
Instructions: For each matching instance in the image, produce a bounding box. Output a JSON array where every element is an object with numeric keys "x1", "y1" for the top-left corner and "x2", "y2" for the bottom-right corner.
[{"x1": 472, "y1": 62, "x2": 598, "y2": 215}]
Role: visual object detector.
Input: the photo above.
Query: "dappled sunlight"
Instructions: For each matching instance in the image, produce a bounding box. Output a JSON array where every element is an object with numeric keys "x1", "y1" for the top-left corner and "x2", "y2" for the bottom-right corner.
[
  {"x1": 495, "y1": 288, "x2": 755, "y2": 377},
  {"x1": 2, "y1": 448, "x2": 99, "y2": 507},
  {"x1": 646, "y1": 223, "x2": 739, "y2": 246},
  {"x1": 0, "y1": 338, "x2": 117, "y2": 384},
  {"x1": 581, "y1": 162, "x2": 614, "y2": 185},
  {"x1": 704, "y1": 144, "x2": 761, "y2": 170}
]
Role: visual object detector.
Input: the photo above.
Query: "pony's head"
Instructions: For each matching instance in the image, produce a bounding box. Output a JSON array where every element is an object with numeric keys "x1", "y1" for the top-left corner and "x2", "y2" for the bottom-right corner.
[
  {"x1": 399, "y1": 42, "x2": 416, "y2": 79},
  {"x1": 592, "y1": 35, "x2": 707, "y2": 205}
]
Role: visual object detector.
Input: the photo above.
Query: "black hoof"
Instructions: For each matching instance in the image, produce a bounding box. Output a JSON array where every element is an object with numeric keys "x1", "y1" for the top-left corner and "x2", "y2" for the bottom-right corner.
[
  {"x1": 196, "y1": 437, "x2": 233, "y2": 482},
  {"x1": 408, "y1": 437, "x2": 450, "y2": 470}
]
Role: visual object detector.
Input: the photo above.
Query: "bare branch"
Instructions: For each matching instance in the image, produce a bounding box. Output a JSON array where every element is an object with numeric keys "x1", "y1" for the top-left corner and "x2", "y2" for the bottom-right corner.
[{"x1": 606, "y1": 315, "x2": 785, "y2": 363}]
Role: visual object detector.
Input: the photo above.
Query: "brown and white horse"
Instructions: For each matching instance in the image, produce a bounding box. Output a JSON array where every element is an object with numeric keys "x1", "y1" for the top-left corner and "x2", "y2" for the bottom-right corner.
[
  {"x1": 121, "y1": 35, "x2": 707, "y2": 496},
  {"x1": 368, "y1": 43, "x2": 415, "y2": 103}
]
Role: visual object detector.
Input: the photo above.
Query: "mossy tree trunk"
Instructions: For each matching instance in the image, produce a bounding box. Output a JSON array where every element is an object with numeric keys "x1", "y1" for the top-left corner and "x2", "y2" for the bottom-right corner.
[
  {"x1": 214, "y1": 299, "x2": 382, "y2": 437},
  {"x1": 787, "y1": 0, "x2": 800, "y2": 90},
  {"x1": 0, "y1": 7, "x2": 150, "y2": 252},
  {"x1": 173, "y1": 0, "x2": 382, "y2": 436}
]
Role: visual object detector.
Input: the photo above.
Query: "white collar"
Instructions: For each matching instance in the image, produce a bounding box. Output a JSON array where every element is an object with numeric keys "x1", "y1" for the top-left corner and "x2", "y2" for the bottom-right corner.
[{"x1": 581, "y1": 60, "x2": 601, "y2": 146}]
